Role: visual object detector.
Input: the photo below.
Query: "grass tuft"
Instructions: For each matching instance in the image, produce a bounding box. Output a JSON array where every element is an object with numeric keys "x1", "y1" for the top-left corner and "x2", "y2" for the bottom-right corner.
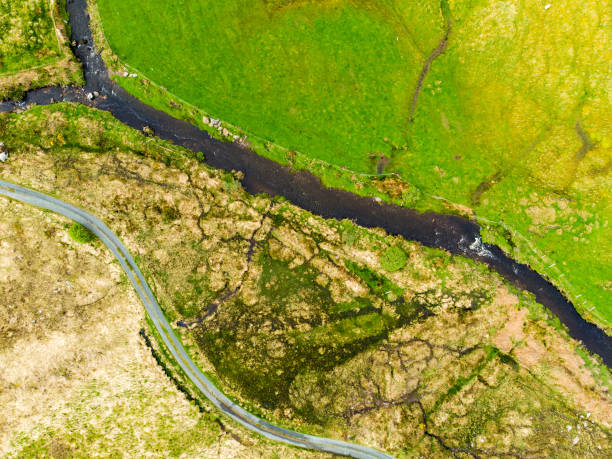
[{"x1": 67, "y1": 222, "x2": 96, "y2": 243}]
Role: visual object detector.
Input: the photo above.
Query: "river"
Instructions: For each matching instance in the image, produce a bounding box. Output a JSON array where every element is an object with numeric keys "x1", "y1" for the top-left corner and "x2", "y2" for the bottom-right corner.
[{"x1": 1, "y1": 0, "x2": 610, "y2": 368}]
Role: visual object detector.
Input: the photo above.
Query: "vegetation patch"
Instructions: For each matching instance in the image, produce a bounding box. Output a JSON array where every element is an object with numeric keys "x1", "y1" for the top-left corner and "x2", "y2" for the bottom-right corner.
[
  {"x1": 0, "y1": 0, "x2": 59, "y2": 73},
  {"x1": 0, "y1": 0, "x2": 82, "y2": 99},
  {"x1": 1, "y1": 104, "x2": 610, "y2": 456},
  {"x1": 67, "y1": 222, "x2": 96, "y2": 243},
  {"x1": 380, "y1": 246, "x2": 408, "y2": 272},
  {"x1": 93, "y1": 0, "x2": 611, "y2": 330}
]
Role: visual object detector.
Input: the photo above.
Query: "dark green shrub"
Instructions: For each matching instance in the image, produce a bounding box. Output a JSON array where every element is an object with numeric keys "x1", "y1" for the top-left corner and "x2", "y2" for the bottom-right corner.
[
  {"x1": 68, "y1": 222, "x2": 96, "y2": 243},
  {"x1": 160, "y1": 205, "x2": 179, "y2": 223}
]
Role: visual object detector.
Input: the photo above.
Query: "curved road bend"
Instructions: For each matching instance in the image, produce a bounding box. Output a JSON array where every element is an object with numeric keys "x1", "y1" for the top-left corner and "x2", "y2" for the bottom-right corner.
[{"x1": 0, "y1": 179, "x2": 393, "y2": 459}]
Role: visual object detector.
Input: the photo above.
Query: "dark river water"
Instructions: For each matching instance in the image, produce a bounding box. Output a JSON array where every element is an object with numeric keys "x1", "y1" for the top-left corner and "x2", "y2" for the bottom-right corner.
[{"x1": 2, "y1": 0, "x2": 610, "y2": 367}]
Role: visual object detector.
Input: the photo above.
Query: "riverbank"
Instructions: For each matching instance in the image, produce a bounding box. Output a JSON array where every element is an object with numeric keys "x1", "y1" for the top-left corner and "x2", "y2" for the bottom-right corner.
[
  {"x1": 1, "y1": 0, "x2": 609, "y2": 366},
  {"x1": 0, "y1": 0, "x2": 83, "y2": 100},
  {"x1": 90, "y1": 0, "x2": 611, "y2": 331},
  {"x1": 1, "y1": 103, "x2": 610, "y2": 456}
]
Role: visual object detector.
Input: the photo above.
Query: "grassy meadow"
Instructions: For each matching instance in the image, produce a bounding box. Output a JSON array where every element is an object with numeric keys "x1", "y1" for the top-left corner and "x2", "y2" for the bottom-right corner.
[
  {"x1": 0, "y1": 0, "x2": 82, "y2": 99},
  {"x1": 391, "y1": 0, "x2": 611, "y2": 328},
  {"x1": 95, "y1": 0, "x2": 611, "y2": 331},
  {"x1": 0, "y1": 0, "x2": 60, "y2": 73},
  {"x1": 97, "y1": 0, "x2": 445, "y2": 171}
]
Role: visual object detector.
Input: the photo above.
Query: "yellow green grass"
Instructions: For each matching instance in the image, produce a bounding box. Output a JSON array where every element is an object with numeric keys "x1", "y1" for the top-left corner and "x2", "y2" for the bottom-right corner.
[
  {"x1": 94, "y1": 0, "x2": 611, "y2": 329},
  {"x1": 0, "y1": 0, "x2": 60, "y2": 73},
  {"x1": 0, "y1": 0, "x2": 82, "y2": 99}
]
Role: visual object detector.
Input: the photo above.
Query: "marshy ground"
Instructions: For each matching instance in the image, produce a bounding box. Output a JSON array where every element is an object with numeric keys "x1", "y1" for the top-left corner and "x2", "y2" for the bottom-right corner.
[
  {"x1": 0, "y1": 104, "x2": 610, "y2": 457},
  {"x1": 0, "y1": 129, "x2": 324, "y2": 459}
]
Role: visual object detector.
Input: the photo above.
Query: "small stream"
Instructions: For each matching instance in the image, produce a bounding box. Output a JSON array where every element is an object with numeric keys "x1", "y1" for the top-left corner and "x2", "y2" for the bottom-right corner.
[{"x1": 2, "y1": 0, "x2": 610, "y2": 367}]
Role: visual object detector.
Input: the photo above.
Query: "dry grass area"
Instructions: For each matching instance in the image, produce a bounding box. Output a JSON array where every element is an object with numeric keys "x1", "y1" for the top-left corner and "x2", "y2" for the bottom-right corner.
[
  {"x1": 0, "y1": 194, "x2": 322, "y2": 457},
  {"x1": 0, "y1": 104, "x2": 610, "y2": 456}
]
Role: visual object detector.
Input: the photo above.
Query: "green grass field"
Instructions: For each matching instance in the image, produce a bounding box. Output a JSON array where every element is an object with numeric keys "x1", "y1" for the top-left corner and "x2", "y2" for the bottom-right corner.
[
  {"x1": 96, "y1": 0, "x2": 611, "y2": 329},
  {"x1": 97, "y1": 0, "x2": 444, "y2": 171},
  {"x1": 0, "y1": 0, "x2": 60, "y2": 73},
  {"x1": 0, "y1": 0, "x2": 82, "y2": 99}
]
